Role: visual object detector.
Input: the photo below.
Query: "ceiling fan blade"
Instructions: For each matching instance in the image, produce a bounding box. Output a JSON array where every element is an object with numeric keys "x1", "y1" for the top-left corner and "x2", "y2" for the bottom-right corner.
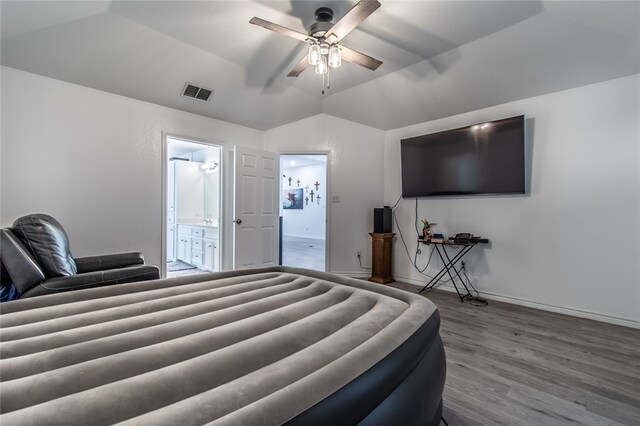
[
  {"x1": 249, "y1": 17, "x2": 310, "y2": 43},
  {"x1": 340, "y1": 46, "x2": 382, "y2": 71},
  {"x1": 325, "y1": 0, "x2": 381, "y2": 43},
  {"x1": 287, "y1": 55, "x2": 310, "y2": 77}
]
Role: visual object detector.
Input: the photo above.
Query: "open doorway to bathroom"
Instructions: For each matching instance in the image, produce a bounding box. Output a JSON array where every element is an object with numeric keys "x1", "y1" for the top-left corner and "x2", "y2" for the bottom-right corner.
[
  {"x1": 280, "y1": 154, "x2": 328, "y2": 271},
  {"x1": 165, "y1": 136, "x2": 222, "y2": 278}
]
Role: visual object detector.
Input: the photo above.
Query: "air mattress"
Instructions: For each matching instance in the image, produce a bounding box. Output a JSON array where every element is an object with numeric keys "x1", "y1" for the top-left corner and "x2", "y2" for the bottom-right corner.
[{"x1": 0, "y1": 267, "x2": 445, "y2": 425}]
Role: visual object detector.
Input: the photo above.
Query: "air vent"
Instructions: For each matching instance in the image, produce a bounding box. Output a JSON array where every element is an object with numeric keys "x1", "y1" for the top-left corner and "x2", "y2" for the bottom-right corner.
[{"x1": 181, "y1": 82, "x2": 214, "y2": 102}]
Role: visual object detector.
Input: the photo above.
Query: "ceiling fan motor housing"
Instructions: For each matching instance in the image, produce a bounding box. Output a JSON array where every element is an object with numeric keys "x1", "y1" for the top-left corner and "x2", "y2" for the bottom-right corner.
[
  {"x1": 309, "y1": 7, "x2": 334, "y2": 38},
  {"x1": 315, "y1": 7, "x2": 334, "y2": 22}
]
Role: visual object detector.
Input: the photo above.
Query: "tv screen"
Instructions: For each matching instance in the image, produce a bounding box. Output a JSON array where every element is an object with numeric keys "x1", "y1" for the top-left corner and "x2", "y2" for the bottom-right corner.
[{"x1": 400, "y1": 115, "x2": 525, "y2": 197}]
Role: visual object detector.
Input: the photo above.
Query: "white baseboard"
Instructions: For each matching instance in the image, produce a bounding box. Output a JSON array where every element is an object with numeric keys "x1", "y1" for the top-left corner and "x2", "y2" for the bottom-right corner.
[
  {"x1": 395, "y1": 274, "x2": 640, "y2": 329},
  {"x1": 331, "y1": 271, "x2": 369, "y2": 279},
  {"x1": 338, "y1": 271, "x2": 640, "y2": 330}
]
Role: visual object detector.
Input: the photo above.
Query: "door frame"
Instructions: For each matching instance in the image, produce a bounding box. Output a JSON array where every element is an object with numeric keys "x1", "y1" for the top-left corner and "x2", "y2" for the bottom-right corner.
[
  {"x1": 161, "y1": 132, "x2": 225, "y2": 278},
  {"x1": 279, "y1": 151, "x2": 331, "y2": 272}
]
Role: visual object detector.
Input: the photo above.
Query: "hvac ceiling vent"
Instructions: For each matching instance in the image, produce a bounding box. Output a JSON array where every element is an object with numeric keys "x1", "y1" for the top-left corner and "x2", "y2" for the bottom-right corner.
[{"x1": 181, "y1": 83, "x2": 213, "y2": 102}]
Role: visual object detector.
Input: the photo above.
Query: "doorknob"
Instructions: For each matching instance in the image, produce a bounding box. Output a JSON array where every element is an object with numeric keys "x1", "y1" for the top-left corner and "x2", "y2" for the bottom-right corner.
[{"x1": 234, "y1": 219, "x2": 242, "y2": 225}]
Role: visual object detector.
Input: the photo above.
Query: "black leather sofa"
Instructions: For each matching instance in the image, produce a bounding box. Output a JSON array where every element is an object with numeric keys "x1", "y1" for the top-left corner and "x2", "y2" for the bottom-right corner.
[{"x1": 0, "y1": 214, "x2": 160, "y2": 299}]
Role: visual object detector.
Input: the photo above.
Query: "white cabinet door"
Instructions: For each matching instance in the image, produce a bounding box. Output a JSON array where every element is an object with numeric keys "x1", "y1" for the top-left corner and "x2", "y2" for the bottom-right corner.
[
  {"x1": 177, "y1": 236, "x2": 191, "y2": 264},
  {"x1": 204, "y1": 238, "x2": 217, "y2": 271},
  {"x1": 191, "y1": 249, "x2": 203, "y2": 267}
]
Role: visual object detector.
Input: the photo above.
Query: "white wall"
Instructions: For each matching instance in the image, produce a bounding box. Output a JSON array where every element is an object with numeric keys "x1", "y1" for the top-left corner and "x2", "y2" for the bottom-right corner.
[
  {"x1": 1, "y1": 66, "x2": 264, "y2": 272},
  {"x1": 385, "y1": 74, "x2": 640, "y2": 327},
  {"x1": 281, "y1": 162, "x2": 327, "y2": 239},
  {"x1": 265, "y1": 114, "x2": 385, "y2": 274}
]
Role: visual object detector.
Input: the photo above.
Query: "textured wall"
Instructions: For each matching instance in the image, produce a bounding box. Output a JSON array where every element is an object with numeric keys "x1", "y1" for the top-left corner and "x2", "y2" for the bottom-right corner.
[
  {"x1": 265, "y1": 114, "x2": 385, "y2": 274},
  {"x1": 1, "y1": 66, "x2": 264, "y2": 271},
  {"x1": 384, "y1": 74, "x2": 640, "y2": 327}
]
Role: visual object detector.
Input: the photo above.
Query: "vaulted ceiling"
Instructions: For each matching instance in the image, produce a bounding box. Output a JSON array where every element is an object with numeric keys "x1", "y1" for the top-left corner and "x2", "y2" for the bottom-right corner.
[{"x1": 2, "y1": 1, "x2": 639, "y2": 130}]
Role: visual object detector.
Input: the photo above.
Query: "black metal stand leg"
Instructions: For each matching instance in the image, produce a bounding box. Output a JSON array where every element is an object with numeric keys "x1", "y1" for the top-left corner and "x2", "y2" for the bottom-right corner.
[
  {"x1": 416, "y1": 239, "x2": 487, "y2": 306},
  {"x1": 418, "y1": 247, "x2": 452, "y2": 293},
  {"x1": 433, "y1": 245, "x2": 466, "y2": 301},
  {"x1": 441, "y1": 245, "x2": 473, "y2": 299},
  {"x1": 419, "y1": 245, "x2": 469, "y2": 294}
]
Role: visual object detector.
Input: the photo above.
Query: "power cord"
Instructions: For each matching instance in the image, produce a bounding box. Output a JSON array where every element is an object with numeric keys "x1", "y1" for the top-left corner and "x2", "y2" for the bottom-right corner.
[
  {"x1": 461, "y1": 261, "x2": 488, "y2": 306},
  {"x1": 392, "y1": 200, "x2": 456, "y2": 284},
  {"x1": 391, "y1": 195, "x2": 487, "y2": 303},
  {"x1": 359, "y1": 196, "x2": 401, "y2": 272},
  {"x1": 357, "y1": 252, "x2": 371, "y2": 270},
  {"x1": 390, "y1": 195, "x2": 402, "y2": 210}
]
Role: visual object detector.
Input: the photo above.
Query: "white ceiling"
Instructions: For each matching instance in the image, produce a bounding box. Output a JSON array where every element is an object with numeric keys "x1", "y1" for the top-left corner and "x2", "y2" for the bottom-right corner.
[{"x1": 2, "y1": 1, "x2": 639, "y2": 131}]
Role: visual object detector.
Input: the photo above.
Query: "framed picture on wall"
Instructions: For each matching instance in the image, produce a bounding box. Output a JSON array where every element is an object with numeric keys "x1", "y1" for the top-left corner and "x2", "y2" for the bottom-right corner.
[{"x1": 283, "y1": 188, "x2": 304, "y2": 210}]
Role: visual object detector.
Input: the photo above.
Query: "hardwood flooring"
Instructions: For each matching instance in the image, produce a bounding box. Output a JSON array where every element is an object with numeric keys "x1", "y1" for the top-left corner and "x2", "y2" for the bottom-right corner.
[{"x1": 385, "y1": 282, "x2": 640, "y2": 426}]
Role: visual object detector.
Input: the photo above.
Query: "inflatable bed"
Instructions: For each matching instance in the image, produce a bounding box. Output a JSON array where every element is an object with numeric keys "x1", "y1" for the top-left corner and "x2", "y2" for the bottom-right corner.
[{"x1": 0, "y1": 266, "x2": 446, "y2": 425}]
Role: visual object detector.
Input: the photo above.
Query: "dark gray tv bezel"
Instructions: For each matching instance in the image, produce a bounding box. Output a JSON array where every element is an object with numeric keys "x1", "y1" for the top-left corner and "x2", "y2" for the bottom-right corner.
[{"x1": 400, "y1": 115, "x2": 526, "y2": 198}]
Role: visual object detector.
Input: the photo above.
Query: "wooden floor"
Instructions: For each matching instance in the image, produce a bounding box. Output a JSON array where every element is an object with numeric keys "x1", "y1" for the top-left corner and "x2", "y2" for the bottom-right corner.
[
  {"x1": 386, "y1": 282, "x2": 640, "y2": 426},
  {"x1": 282, "y1": 235, "x2": 325, "y2": 271}
]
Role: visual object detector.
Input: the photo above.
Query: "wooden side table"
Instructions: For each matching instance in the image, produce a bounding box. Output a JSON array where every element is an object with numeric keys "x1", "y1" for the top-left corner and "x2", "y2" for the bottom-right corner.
[{"x1": 369, "y1": 233, "x2": 396, "y2": 284}]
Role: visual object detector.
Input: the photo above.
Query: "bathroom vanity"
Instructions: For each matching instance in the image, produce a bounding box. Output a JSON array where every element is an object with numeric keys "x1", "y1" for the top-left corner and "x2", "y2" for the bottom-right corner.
[{"x1": 177, "y1": 224, "x2": 219, "y2": 271}]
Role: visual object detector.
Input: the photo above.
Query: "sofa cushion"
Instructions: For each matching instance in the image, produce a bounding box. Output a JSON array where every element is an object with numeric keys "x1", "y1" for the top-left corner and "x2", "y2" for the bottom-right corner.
[{"x1": 12, "y1": 214, "x2": 77, "y2": 278}]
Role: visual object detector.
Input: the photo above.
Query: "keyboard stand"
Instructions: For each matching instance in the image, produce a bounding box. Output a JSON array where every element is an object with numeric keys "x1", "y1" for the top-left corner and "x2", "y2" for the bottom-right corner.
[{"x1": 417, "y1": 239, "x2": 488, "y2": 304}]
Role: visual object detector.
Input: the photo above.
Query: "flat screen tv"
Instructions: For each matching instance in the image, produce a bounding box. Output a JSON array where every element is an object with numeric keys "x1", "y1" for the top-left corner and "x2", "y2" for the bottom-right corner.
[{"x1": 400, "y1": 115, "x2": 525, "y2": 197}]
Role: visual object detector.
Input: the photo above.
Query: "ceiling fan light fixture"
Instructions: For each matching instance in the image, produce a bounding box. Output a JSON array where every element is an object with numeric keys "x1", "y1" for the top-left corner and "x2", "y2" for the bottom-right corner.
[
  {"x1": 308, "y1": 43, "x2": 320, "y2": 66},
  {"x1": 328, "y1": 45, "x2": 342, "y2": 68},
  {"x1": 319, "y1": 42, "x2": 330, "y2": 55},
  {"x1": 315, "y1": 55, "x2": 328, "y2": 75}
]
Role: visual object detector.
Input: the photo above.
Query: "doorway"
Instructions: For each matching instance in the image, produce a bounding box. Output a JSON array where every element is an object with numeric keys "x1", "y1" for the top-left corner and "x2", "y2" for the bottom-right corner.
[
  {"x1": 164, "y1": 136, "x2": 222, "y2": 278},
  {"x1": 280, "y1": 154, "x2": 328, "y2": 271}
]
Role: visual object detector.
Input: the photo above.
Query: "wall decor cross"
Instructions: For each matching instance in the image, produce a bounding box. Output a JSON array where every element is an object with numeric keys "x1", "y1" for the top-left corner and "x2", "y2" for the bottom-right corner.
[
  {"x1": 310, "y1": 190, "x2": 315, "y2": 202},
  {"x1": 314, "y1": 181, "x2": 320, "y2": 190},
  {"x1": 305, "y1": 185, "x2": 309, "y2": 193},
  {"x1": 305, "y1": 196, "x2": 309, "y2": 206},
  {"x1": 316, "y1": 194, "x2": 321, "y2": 204},
  {"x1": 297, "y1": 180, "x2": 300, "y2": 187},
  {"x1": 288, "y1": 177, "x2": 292, "y2": 187}
]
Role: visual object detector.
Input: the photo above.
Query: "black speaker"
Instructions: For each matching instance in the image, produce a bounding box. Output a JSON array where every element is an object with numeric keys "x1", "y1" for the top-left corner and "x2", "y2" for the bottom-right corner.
[{"x1": 373, "y1": 206, "x2": 392, "y2": 233}]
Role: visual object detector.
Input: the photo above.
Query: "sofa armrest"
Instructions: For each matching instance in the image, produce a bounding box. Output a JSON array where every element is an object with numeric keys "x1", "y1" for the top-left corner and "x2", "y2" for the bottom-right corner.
[
  {"x1": 21, "y1": 265, "x2": 160, "y2": 298},
  {"x1": 0, "y1": 229, "x2": 45, "y2": 294},
  {"x1": 74, "y1": 252, "x2": 146, "y2": 273}
]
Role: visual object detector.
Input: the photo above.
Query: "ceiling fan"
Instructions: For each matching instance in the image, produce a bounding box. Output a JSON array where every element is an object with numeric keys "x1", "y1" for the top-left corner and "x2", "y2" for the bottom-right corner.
[{"x1": 250, "y1": 0, "x2": 383, "y2": 91}]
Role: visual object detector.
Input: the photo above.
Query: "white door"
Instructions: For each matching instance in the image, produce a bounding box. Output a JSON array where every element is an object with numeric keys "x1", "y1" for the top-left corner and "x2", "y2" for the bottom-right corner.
[{"x1": 233, "y1": 146, "x2": 279, "y2": 269}]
